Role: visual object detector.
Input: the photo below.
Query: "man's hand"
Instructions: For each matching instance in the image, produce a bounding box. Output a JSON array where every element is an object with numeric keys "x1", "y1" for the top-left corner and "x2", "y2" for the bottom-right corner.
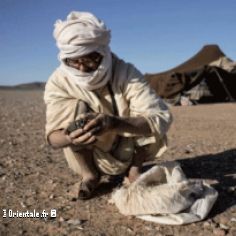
[
  {"x1": 82, "y1": 113, "x2": 152, "y2": 136},
  {"x1": 128, "y1": 166, "x2": 141, "y2": 183},
  {"x1": 66, "y1": 128, "x2": 97, "y2": 146},
  {"x1": 66, "y1": 112, "x2": 115, "y2": 147},
  {"x1": 48, "y1": 113, "x2": 152, "y2": 149},
  {"x1": 81, "y1": 113, "x2": 116, "y2": 135}
]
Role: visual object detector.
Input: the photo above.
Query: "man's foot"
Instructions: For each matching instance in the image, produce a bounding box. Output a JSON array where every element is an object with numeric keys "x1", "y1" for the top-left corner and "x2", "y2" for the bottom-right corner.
[
  {"x1": 127, "y1": 166, "x2": 141, "y2": 183},
  {"x1": 78, "y1": 176, "x2": 100, "y2": 200}
]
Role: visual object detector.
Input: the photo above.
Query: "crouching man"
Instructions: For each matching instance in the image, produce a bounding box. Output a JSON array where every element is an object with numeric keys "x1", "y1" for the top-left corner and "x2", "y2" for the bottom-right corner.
[{"x1": 44, "y1": 11, "x2": 172, "y2": 200}]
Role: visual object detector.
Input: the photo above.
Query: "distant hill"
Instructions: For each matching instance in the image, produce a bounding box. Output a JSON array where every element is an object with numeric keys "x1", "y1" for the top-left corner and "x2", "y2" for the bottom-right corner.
[{"x1": 0, "y1": 82, "x2": 46, "y2": 90}]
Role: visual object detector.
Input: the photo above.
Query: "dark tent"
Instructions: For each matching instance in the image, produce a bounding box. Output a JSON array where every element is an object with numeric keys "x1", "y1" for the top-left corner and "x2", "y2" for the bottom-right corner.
[{"x1": 145, "y1": 45, "x2": 236, "y2": 105}]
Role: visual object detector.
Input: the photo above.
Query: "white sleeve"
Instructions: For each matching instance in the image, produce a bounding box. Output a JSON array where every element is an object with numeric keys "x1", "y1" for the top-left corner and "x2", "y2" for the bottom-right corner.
[{"x1": 124, "y1": 66, "x2": 173, "y2": 140}]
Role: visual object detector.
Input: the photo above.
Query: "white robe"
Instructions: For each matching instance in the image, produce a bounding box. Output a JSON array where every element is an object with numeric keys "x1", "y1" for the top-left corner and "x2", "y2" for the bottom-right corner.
[{"x1": 44, "y1": 55, "x2": 172, "y2": 175}]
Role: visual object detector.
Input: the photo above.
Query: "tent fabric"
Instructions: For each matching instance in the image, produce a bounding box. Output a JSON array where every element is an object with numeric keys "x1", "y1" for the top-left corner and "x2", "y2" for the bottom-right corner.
[
  {"x1": 110, "y1": 162, "x2": 218, "y2": 225},
  {"x1": 209, "y1": 56, "x2": 236, "y2": 73},
  {"x1": 145, "y1": 45, "x2": 236, "y2": 104}
]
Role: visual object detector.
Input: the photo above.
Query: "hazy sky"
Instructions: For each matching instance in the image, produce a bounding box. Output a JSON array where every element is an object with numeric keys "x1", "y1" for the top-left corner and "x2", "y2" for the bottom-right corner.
[{"x1": 0, "y1": 0, "x2": 236, "y2": 85}]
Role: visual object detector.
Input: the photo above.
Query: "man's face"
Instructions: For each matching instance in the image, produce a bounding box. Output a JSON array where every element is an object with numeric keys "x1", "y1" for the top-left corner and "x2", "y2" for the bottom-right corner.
[{"x1": 65, "y1": 52, "x2": 103, "y2": 72}]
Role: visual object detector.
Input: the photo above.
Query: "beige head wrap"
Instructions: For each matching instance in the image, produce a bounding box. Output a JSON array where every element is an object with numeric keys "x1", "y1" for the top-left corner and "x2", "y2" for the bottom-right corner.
[{"x1": 53, "y1": 11, "x2": 112, "y2": 91}]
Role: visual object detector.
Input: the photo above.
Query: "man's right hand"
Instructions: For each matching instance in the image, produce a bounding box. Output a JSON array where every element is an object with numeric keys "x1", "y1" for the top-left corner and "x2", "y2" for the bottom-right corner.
[
  {"x1": 67, "y1": 128, "x2": 97, "y2": 146},
  {"x1": 48, "y1": 128, "x2": 97, "y2": 149}
]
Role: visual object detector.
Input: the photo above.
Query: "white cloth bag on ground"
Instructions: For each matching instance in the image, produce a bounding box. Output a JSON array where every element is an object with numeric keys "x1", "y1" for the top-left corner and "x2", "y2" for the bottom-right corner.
[{"x1": 111, "y1": 162, "x2": 218, "y2": 225}]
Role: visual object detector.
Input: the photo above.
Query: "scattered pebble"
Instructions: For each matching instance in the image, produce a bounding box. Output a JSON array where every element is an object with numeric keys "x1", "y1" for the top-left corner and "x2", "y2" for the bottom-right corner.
[
  {"x1": 1, "y1": 175, "x2": 6, "y2": 181},
  {"x1": 184, "y1": 145, "x2": 194, "y2": 153},
  {"x1": 213, "y1": 228, "x2": 226, "y2": 236},
  {"x1": 47, "y1": 179, "x2": 54, "y2": 184},
  {"x1": 65, "y1": 205, "x2": 72, "y2": 210},
  {"x1": 75, "y1": 226, "x2": 84, "y2": 230},
  {"x1": 0, "y1": 166, "x2": 6, "y2": 177},
  {"x1": 20, "y1": 202, "x2": 26, "y2": 208},
  {"x1": 127, "y1": 227, "x2": 134, "y2": 234},
  {"x1": 144, "y1": 226, "x2": 152, "y2": 231},
  {"x1": 25, "y1": 197, "x2": 35, "y2": 207},
  {"x1": 203, "y1": 221, "x2": 211, "y2": 228},
  {"x1": 219, "y1": 216, "x2": 229, "y2": 225},
  {"x1": 219, "y1": 223, "x2": 229, "y2": 230},
  {"x1": 67, "y1": 219, "x2": 82, "y2": 226},
  {"x1": 0, "y1": 139, "x2": 5, "y2": 144}
]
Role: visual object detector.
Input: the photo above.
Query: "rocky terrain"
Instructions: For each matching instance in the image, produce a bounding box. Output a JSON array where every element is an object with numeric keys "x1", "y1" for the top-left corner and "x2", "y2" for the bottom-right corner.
[{"x1": 0, "y1": 90, "x2": 235, "y2": 236}]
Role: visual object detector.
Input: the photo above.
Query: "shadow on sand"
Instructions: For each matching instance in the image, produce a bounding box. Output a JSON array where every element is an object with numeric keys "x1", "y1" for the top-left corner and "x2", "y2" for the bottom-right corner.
[{"x1": 177, "y1": 148, "x2": 236, "y2": 217}]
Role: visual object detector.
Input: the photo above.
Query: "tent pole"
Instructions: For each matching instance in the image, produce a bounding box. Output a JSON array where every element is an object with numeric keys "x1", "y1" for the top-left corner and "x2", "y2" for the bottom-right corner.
[{"x1": 212, "y1": 67, "x2": 235, "y2": 102}]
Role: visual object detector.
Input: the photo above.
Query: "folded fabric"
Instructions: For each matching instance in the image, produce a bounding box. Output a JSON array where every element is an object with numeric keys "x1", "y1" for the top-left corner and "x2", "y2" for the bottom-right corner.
[{"x1": 110, "y1": 161, "x2": 218, "y2": 225}]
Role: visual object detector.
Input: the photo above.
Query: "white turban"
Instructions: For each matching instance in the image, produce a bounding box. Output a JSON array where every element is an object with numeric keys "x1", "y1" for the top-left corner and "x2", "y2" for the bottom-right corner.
[{"x1": 53, "y1": 11, "x2": 112, "y2": 91}]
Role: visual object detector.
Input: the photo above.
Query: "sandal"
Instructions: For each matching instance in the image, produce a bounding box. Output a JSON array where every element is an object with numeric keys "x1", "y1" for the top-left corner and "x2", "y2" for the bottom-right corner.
[{"x1": 78, "y1": 178, "x2": 100, "y2": 200}]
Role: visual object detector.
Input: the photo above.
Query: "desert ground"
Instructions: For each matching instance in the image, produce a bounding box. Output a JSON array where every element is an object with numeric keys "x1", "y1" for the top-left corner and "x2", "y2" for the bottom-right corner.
[{"x1": 0, "y1": 89, "x2": 236, "y2": 236}]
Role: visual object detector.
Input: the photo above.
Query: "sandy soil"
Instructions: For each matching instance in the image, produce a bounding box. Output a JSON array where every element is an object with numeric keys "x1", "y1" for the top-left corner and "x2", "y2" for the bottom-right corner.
[{"x1": 0, "y1": 90, "x2": 236, "y2": 236}]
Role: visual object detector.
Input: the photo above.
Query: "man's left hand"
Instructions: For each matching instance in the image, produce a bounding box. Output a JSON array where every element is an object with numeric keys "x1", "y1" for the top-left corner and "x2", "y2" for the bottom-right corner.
[{"x1": 82, "y1": 113, "x2": 116, "y2": 135}]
